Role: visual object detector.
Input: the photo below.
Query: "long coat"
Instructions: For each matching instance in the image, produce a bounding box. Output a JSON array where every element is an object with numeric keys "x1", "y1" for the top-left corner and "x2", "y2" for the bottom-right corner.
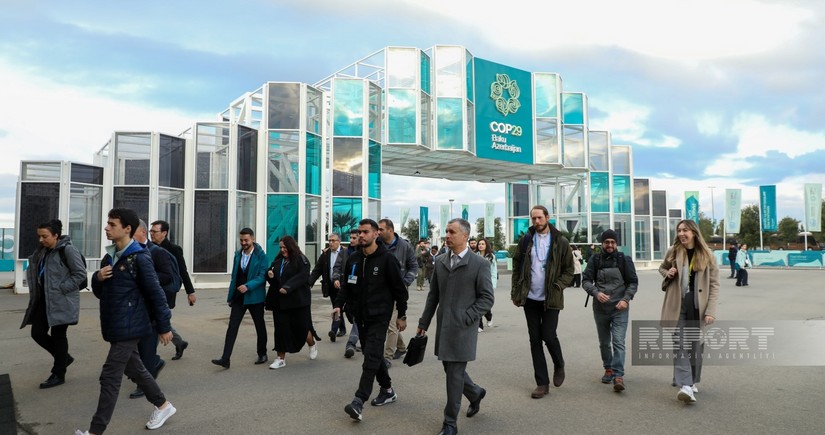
[
  {"x1": 659, "y1": 246, "x2": 720, "y2": 325},
  {"x1": 418, "y1": 250, "x2": 494, "y2": 362}
]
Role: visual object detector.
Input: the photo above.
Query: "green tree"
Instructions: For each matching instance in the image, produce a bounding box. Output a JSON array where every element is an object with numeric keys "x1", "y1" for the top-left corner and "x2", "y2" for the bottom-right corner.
[
  {"x1": 474, "y1": 217, "x2": 506, "y2": 250},
  {"x1": 400, "y1": 218, "x2": 435, "y2": 242},
  {"x1": 698, "y1": 212, "x2": 715, "y2": 241},
  {"x1": 739, "y1": 204, "x2": 761, "y2": 248},
  {"x1": 777, "y1": 217, "x2": 801, "y2": 243}
]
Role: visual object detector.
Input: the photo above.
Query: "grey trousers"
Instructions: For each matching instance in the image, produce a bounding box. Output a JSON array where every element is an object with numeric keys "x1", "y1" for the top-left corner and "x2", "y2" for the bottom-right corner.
[
  {"x1": 90, "y1": 339, "x2": 166, "y2": 434},
  {"x1": 442, "y1": 361, "x2": 483, "y2": 428},
  {"x1": 674, "y1": 291, "x2": 703, "y2": 386}
]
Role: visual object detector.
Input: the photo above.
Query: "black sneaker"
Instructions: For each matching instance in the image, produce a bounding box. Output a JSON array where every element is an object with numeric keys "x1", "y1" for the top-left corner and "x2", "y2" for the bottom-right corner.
[
  {"x1": 344, "y1": 345, "x2": 356, "y2": 359},
  {"x1": 328, "y1": 330, "x2": 336, "y2": 342},
  {"x1": 370, "y1": 388, "x2": 397, "y2": 406},
  {"x1": 345, "y1": 398, "x2": 363, "y2": 421}
]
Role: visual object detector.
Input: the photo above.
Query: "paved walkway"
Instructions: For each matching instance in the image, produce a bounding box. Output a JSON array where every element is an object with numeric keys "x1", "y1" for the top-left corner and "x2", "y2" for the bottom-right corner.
[{"x1": 2, "y1": 268, "x2": 825, "y2": 434}]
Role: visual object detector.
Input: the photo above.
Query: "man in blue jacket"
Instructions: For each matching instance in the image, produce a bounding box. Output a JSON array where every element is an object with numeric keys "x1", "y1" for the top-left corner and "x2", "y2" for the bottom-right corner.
[
  {"x1": 77, "y1": 208, "x2": 176, "y2": 434},
  {"x1": 212, "y1": 227, "x2": 269, "y2": 368}
]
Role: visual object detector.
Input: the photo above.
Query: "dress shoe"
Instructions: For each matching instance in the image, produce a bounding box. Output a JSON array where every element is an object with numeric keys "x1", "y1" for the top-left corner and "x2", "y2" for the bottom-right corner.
[
  {"x1": 211, "y1": 358, "x2": 230, "y2": 369},
  {"x1": 153, "y1": 359, "x2": 166, "y2": 379},
  {"x1": 66, "y1": 354, "x2": 75, "y2": 367},
  {"x1": 466, "y1": 388, "x2": 486, "y2": 417},
  {"x1": 255, "y1": 355, "x2": 268, "y2": 365},
  {"x1": 39, "y1": 373, "x2": 64, "y2": 389},
  {"x1": 531, "y1": 384, "x2": 549, "y2": 399},
  {"x1": 129, "y1": 387, "x2": 145, "y2": 399},
  {"x1": 553, "y1": 366, "x2": 565, "y2": 387},
  {"x1": 437, "y1": 423, "x2": 458, "y2": 435},
  {"x1": 171, "y1": 341, "x2": 188, "y2": 360}
]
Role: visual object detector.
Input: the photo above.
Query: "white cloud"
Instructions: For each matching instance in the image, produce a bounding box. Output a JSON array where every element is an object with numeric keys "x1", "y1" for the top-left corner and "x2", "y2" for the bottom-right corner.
[{"x1": 731, "y1": 113, "x2": 825, "y2": 158}]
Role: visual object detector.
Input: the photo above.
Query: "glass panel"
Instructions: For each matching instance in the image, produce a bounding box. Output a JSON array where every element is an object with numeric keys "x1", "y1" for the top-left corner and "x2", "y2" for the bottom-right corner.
[
  {"x1": 466, "y1": 101, "x2": 475, "y2": 154},
  {"x1": 635, "y1": 218, "x2": 650, "y2": 260},
  {"x1": 387, "y1": 47, "x2": 418, "y2": 88},
  {"x1": 512, "y1": 218, "x2": 529, "y2": 243},
  {"x1": 268, "y1": 83, "x2": 301, "y2": 130},
  {"x1": 388, "y1": 89, "x2": 417, "y2": 144},
  {"x1": 157, "y1": 188, "x2": 184, "y2": 246},
  {"x1": 653, "y1": 217, "x2": 668, "y2": 260},
  {"x1": 158, "y1": 135, "x2": 185, "y2": 188},
  {"x1": 612, "y1": 146, "x2": 630, "y2": 174},
  {"x1": 112, "y1": 187, "x2": 149, "y2": 223},
  {"x1": 70, "y1": 164, "x2": 104, "y2": 185},
  {"x1": 466, "y1": 50, "x2": 474, "y2": 103},
  {"x1": 560, "y1": 182, "x2": 583, "y2": 213},
  {"x1": 420, "y1": 51, "x2": 431, "y2": 95},
  {"x1": 421, "y1": 92, "x2": 431, "y2": 147},
  {"x1": 267, "y1": 131, "x2": 300, "y2": 193},
  {"x1": 534, "y1": 73, "x2": 558, "y2": 118},
  {"x1": 115, "y1": 133, "x2": 151, "y2": 185},
  {"x1": 17, "y1": 183, "x2": 60, "y2": 259},
  {"x1": 435, "y1": 46, "x2": 464, "y2": 97},
  {"x1": 588, "y1": 131, "x2": 609, "y2": 171},
  {"x1": 195, "y1": 123, "x2": 229, "y2": 189},
  {"x1": 368, "y1": 140, "x2": 381, "y2": 198},
  {"x1": 634, "y1": 179, "x2": 650, "y2": 215},
  {"x1": 535, "y1": 119, "x2": 559, "y2": 164},
  {"x1": 368, "y1": 199, "x2": 381, "y2": 221},
  {"x1": 237, "y1": 125, "x2": 258, "y2": 192},
  {"x1": 305, "y1": 196, "x2": 321, "y2": 243},
  {"x1": 266, "y1": 194, "x2": 299, "y2": 263},
  {"x1": 236, "y1": 192, "x2": 257, "y2": 241},
  {"x1": 436, "y1": 98, "x2": 463, "y2": 150},
  {"x1": 306, "y1": 86, "x2": 323, "y2": 135},
  {"x1": 22, "y1": 162, "x2": 61, "y2": 181},
  {"x1": 68, "y1": 184, "x2": 102, "y2": 259},
  {"x1": 537, "y1": 184, "x2": 556, "y2": 214},
  {"x1": 562, "y1": 93, "x2": 584, "y2": 125},
  {"x1": 563, "y1": 125, "x2": 585, "y2": 168},
  {"x1": 590, "y1": 213, "x2": 610, "y2": 244},
  {"x1": 613, "y1": 175, "x2": 631, "y2": 214},
  {"x1": 193, "y1": 191, "x2": 228, "y2": 273},
  {"x1": 369, "y1": 83, "x2": 382, "y2": 142},
  {"x1": 559, "y1": 215, "x2": 587, "y2": 242},
  {"x1": 305, "y1": 133, "x2": 322, "y2": 196},
  {"x1": 652, "y1": 190, "x2": 667, "y2": 216},
  {"x1": 332, "y1": 197, "x2": 362, "y2": 238},
  {"x1": 590, "y1": 172, "x2": 610, "y2": 213},
  {"x1": 332, "y1": 138, "x2": 363, "y2": 196},
  {"x1": 669, "y1": 216, "x2": 681, "y2": 244},
  {"x1": 613, "y1": 214, "x2": 631, "y2": 255},
  {"x1": 509, "y1": 183, "x2": 530, "y2": 216},
  {"x1": 333, "y1": 79, "x2": 364, "y2": 137}
]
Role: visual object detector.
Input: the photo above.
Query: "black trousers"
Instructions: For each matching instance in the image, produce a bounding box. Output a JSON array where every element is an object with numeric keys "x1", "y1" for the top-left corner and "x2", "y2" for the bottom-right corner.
[
  {"x1": 355, "y1": 317, "x2": 392, "y2": 402},
  {"x1": 221, "y1": 300, "x2": 267, "y2": 360},
  {"x1": 29, "y1": 300, "x2": 70, "y2": 377},
  {"x1": 523, "y1": 298, "x2": 564, "y2": 386}
]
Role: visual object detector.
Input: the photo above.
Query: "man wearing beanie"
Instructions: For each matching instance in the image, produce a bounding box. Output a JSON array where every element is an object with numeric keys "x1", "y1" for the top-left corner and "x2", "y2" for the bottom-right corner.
[{"x1": 581, "y1": 229, "x2": 638, "y2": 392}]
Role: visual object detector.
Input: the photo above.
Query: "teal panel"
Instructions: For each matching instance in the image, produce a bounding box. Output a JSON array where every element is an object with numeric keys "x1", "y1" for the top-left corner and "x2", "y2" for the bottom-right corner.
[
  {"x1": 513, "y1": 218, "x2": 529, "y2": 242},
  {"x1": 388, "y1": 89, "x2": 417, "y2": 144},
  {"x1": 421, "y1": 52, "x2": 431, "y2": 94},
  {"x1": 306, "y1": 133, "x2": 321, "y2": 195},
  {"x1": 437, "y1": 98, "x2": 463, "y2": 150},
  {"x1": 466, "y1": 55, "x2": 474, "y2": 103},
  {"x1": 534, "y1": 74, "x2": 558, "y2": 118},
  {"x1": 333, "y1": 79, "x2": 364, "y2": 136},
  {"x1": 332, "y1": 198, "x2": 363, "y2": 238},
  {"x1": 0, "y1": 259, "x2": 12, "y2": 272},
  {"x1": 266, "y1": 194, "x2": 299, "y2": 263},
  {"x1": 562, "y1": 93, "x2": 584, "y2": 125},
  {"x1": 613, "y1": 175, "x2": 631, "y2": 214},
  {"x1": 368, "y1": 140, "x2": 381, "y2": 198},
  {"x1": 472, "y1": 58, "x2": 534, "y2": 164},
  {"x1": 590, "y1": 172, "x2": 610, "y2": 213}
]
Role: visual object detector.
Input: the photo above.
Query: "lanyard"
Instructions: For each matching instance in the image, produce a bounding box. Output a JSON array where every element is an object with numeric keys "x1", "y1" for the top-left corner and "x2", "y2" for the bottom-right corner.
[{"x1": 280, "y1": 259, "x2": 288, "y2": 276}]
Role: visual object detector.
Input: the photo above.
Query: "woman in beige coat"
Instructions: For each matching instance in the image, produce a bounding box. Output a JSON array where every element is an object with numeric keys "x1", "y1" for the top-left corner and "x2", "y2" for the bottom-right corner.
[{"x1": 659, "y1": 219, "x2": 719, "y2": 404}]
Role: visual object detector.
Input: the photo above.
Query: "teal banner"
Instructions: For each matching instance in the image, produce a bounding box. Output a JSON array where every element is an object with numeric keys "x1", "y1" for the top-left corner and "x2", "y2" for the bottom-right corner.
[
  {"x1": 759, "y1": 185, "x2": 777, "y2": 232},
  {"x1": 399, "y1": 208, "x2": 410, "y2": 230},
  {"x1": 461, "y1": 204, "x2": 469, "y2": 221},
  {"x1": 804, "y1": 183, "x2": 822, "y2": 232},
  {"x1": 685, "y1": 191, "x2": 699, "y2": 223},
  {"x1": 724, "y1": 189, "x2": 742, "y2": 233},
  {"x1": 419, "y1": 207, "x2": 429, "y2": 239},
  {"x1": 440, "y1": 205, "x2": 450, "y2": 236},
  {"x1": 484, "y1": 203, "x2": 495, "y2": 237},
  {"x1": 473, "y1": 58, "x2": 534, "y2": 164}
]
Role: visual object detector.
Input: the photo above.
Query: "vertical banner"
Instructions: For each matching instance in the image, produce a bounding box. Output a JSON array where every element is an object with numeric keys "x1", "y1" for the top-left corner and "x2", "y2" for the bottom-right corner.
[
  {"x1": 685, "y1": 191, "x2": 700, "y2": 223},
  {"x1": 461, "y1": 204, "x2": 469, "y2": 221},
  {"x1": 440, "y1": 205, "x2": 450, "y2": 236},
  {"x1": 484, "y1": 203, "x2": 495, "y2": 238},
  {"x1": 759, "y1": 185, "x2": 777, "y2": 231},
  {"x1": 804, "y1": 183, "x2": 822, "y2": 232},
  {"x1": 724, "y1": 189, "x2": 742, "y2": 233},
  {"x1": 399, "y1": 208, "x2": 410, "y2": 231},
  {"x1": 419, "y1": 207, "x2": 429, "y2": 240}
]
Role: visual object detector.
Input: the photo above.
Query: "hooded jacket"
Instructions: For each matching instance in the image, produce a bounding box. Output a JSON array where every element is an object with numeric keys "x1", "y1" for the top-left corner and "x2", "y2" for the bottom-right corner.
[
  {"x1": 511, "y1": 224, "x2": 574, "y2": 310},
  {"x1": 334, "y1": 242, "x2": 408, "y2": 322},
  {"x1": 21, "y1": 235, "x2": 86, "y2": 328}
]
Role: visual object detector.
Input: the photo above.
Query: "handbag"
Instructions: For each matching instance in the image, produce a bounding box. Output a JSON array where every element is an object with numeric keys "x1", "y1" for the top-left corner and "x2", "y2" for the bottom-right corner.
[
  {"x1": 403, "y1": 334, "x2": 428, "y2": 367},
  {"x1": 661, "y1": 275, "x2": 674, "y2": 292}
]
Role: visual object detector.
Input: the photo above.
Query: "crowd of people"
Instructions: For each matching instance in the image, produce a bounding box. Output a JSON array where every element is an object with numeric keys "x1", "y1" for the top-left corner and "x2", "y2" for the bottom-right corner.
[{"x1": 20, "y1": 206, "x2": 724, "y2": 434}]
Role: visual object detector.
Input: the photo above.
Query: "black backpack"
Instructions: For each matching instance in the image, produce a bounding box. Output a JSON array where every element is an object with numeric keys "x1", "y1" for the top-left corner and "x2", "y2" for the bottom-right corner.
[
  {"x1": 583, "y1": 252, "x2": 629, "y2": 307},
  {"x1": 58, "y1": 247, "x2": 88, "y2": 290}
]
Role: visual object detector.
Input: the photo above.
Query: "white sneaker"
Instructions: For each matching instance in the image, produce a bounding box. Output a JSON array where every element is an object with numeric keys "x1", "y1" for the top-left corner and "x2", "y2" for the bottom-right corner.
[
  {"x1": 269, "y1": 358, "x2": 286, "y2": 369},
  {"x1": 691, "y1": 385, "x2": 699, "y2": 393},
  {"x1": 146, "y1": 402, "x2": 177, "y2": 429},
  {"x1": 677, "y1": 385, "x2": 697, "y2": 403},
  {"x1": 478, "y1": 327, "x2": 483, "y2": 332},
  {"x1": 487, "y1": 320, "x2": 494, "y2": 327},
  {"x1": 75, "y1": 431, "x2": 90, "y2": 435},
  {"x1": 309, "y1": 344, "x2": 318, "y2": 360}
]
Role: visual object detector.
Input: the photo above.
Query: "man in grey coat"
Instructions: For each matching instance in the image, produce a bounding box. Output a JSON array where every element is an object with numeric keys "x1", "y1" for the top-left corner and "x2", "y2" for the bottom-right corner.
[{"x1": 418, "y1": 218, "x2": 494, "y2": 435}]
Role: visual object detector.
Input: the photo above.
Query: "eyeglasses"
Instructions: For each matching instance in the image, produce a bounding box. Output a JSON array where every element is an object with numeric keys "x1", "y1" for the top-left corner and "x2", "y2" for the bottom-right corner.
[{"x1": 149, "y1": 230, "x2": 161, "y2": 234}]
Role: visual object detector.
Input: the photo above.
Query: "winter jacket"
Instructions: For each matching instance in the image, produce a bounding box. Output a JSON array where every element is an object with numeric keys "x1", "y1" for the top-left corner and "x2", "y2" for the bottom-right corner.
[
  {"x1": 582, "y1": 251, "x2": 639, "y2": 310},
  {"x1": 265, "y1": 254, "x2": 311, "y2": 311},
  {"x1": 227, "y1": 243, "x2": 268, "y2": 305},
  {"x1": 143, "y1": 242, "x2": 178, "y2": 308},
  {"x1": 309, "y1": 247, "x2": 345, "y2": 298},
  {"x1": 381, "y1": 235, "x2": 419, "y2": 287},
  {"x1": 334, "y1": 243, "x2": 408, "y2": 322},
  {"x1": 21, "y1": 236, "x2": 85, "y2": 328},
  {"x1": 511, "y1": 225, "x2": 574, "y2": 310},
  {"x1": 659, "y1": 246, "x2": 720, "y2": 326}
]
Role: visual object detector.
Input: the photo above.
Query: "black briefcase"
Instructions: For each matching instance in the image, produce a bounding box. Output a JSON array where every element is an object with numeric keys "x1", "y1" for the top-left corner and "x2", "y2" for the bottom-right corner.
[{"x1": 403, "y1": 334, "x2": 428, "y2": 367}]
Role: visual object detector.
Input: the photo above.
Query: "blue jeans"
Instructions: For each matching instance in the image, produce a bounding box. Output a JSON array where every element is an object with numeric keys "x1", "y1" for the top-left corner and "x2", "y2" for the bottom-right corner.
[{"x1": 592, "y1": 306, "x2": 629, "y2": 377}]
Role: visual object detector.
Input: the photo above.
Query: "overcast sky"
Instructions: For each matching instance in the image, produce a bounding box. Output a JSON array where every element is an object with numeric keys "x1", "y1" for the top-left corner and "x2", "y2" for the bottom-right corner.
[{"x1": 2, "y1": 0, "x2": 824, "y2": 229}]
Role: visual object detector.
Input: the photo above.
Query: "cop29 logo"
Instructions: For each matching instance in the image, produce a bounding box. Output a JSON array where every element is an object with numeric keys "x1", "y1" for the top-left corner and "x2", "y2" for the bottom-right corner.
[{"x1": 490, "y1": 73, "x2": 521, "y2": 116}]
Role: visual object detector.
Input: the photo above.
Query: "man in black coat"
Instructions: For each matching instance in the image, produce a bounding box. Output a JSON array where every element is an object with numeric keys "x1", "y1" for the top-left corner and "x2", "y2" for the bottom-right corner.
[
  {"x1": 309, "y1": 233, "x2": 348, "y2": 341},
  {"x1": 727, "y1": 242, "x2": 738, "y2": 279}
]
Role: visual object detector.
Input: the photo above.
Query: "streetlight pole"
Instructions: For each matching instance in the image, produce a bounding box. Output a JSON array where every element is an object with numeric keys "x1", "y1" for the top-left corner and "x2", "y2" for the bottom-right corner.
[
  {"x1": 449, "y1": 199, "x2": 455, "y2": 219},
  {"x1": 708, "y1": 186, "x2": 716, "y2": 234}
]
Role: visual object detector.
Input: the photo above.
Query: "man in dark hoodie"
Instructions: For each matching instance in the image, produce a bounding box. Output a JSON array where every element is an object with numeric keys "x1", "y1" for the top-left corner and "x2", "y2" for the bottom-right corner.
[
  {"x1": 581, "y1": 229, "x2": 638, "y2": 392},
  {"x1": 334, "y1": 219, "x2": 408, "y2": 422}
]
